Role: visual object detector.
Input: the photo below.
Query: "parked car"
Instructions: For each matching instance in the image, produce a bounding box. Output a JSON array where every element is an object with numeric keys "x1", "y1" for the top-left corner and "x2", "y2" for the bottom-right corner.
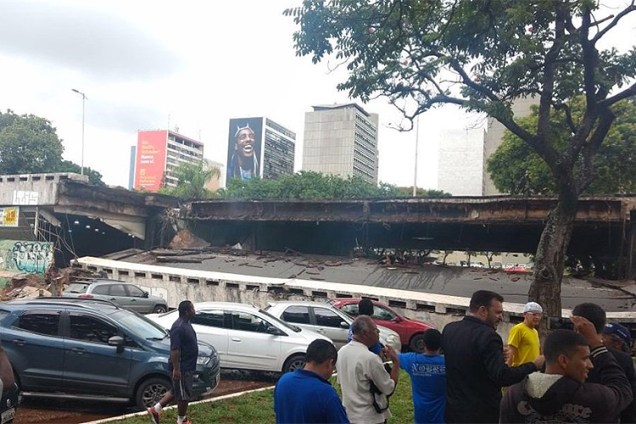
[
  {"x1": 147, "y1": 302, "x2": 330, "y2": 374},
  {"x1": 0, "y1": 340, "x2": 19, "y2": 424},
  {"x1": 63, "y1": 280, "x2": 168, "y2": 314},
  {"x1": 329, "y1": 298, "x2": 435, "y2": 352},
  {"x1": 0, "y1": 297, "x2": 220, "y2": 409},
  {"x1": 265, "y1": 301, "x2": 402, "y2": 352}
]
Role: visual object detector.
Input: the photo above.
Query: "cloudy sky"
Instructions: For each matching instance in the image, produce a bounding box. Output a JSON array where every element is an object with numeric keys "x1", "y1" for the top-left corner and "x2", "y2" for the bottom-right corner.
[{"x1": 0, "y1": 0, "x2": 633, "y2": 189}]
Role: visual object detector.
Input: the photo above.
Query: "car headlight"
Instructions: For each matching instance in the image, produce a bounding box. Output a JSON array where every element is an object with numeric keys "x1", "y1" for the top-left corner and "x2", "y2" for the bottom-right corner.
[{"x1": 197, "y1": 356, "x2": 210, "y2": 366}]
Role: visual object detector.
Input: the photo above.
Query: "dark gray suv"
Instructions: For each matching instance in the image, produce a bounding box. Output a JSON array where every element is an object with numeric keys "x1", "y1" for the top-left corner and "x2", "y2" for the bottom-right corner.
[{"x1": 0, "y1": 298, "x2": 220, "y2": 409}]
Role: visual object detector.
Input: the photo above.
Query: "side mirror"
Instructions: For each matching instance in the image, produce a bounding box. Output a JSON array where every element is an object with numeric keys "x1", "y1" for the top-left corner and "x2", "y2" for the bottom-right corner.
[
  {"x1": 108, "y1": 335, "x2": 125, "y2": 353},
  {"x1": 340, "y1": 321, "x2": 349, "y2": 329},
  {"x1": 267, "y1": 326, "x2": 285, "y2": 336},
  {"x1": 392, "y1": 316, "x2": 402, "y2": 323},
  {"x1": 143, "y1": 291, "x2": 149, "y2": 298}
]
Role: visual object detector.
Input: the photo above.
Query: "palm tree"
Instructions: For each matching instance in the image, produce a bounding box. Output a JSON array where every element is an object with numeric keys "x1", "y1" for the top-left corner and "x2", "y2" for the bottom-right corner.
[{"x1": 164, "y1": 160, "x2": 220, "y2": 200}]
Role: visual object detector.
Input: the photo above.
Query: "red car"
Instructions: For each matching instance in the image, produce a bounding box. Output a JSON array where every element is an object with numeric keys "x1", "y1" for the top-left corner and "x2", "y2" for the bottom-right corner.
[{"x1": 329, "y1": 298, "x2": 435, "y2": 352}]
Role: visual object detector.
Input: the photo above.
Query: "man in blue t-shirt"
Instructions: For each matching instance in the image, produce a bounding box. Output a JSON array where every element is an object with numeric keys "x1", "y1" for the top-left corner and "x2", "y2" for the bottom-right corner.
[
  {"x1": 398, "y1": 328, "x2": 446, "y2": 424},
  {"x1": 148, "y1": 300, "x2": 198, "y2": 424},
  {"x1": 274, "y1": 339, "x2": 349, "y2": 423}
]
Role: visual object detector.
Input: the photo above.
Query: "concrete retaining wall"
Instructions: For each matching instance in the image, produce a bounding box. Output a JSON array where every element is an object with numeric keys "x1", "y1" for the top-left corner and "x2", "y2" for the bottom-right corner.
[{"x1": 75, "y1": 256, "x2": 636, "y2": 339}]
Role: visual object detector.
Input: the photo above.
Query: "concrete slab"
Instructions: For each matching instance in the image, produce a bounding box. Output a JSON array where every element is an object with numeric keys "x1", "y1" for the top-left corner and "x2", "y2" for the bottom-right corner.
[{"x1": 116, "y1": 249, "x2": 636, "y2": 313}]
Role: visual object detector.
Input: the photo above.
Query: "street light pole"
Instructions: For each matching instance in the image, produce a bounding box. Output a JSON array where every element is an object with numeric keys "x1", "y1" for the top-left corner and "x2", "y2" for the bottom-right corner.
[
  {"x1": 71, "y1": 89, "x2": 87, "y2": 175},
  {"x1": 412, "y1": 115, "x2": 420, "y2": 197}
]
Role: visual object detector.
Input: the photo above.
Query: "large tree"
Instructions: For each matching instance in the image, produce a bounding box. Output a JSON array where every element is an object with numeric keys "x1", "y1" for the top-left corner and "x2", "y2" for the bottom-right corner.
[
  {"x1": 0, "y1": 110, "x2": 104, "y2": 185},
  {"x1": 286, "y1": 0, "x2": 636, "y2": 317},
  {"x1": 0, "y1": 110, "x2": 64, "y2": 174},
  {"x1": 488, "y1": 98, "x2": 636, "y2": 195}
]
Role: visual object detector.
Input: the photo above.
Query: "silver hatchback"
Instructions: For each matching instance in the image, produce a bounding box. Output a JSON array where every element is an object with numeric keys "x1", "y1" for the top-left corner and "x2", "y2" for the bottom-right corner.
[{"x1": 63, "y1": 280, "x2": 168, "y2": 314}]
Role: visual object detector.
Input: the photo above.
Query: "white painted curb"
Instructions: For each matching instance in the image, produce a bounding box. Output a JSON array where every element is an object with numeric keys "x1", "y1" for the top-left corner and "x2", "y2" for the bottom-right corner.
[{"x1": 82, "y1": 385, "x2": 275, "y2": 424}]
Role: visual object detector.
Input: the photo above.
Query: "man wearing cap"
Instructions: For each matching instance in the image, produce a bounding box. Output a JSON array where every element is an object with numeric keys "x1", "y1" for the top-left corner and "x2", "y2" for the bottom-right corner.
[
  {"x1": 506, "y1": 302, "x2": 543, "y2": 367},
  {"x1": 603, "y1": 322, "x2": 633, "y2": 354}
]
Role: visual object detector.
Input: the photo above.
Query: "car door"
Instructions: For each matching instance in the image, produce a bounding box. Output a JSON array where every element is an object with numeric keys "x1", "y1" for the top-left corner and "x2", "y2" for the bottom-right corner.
[
  {"x1": 371, "y1": 304, "x2": 403, "y2": 339},
  {"x1": 227, "y1": 311, "x2": 280, "y2": 371},
  {"x1": 190, "y1": 309, "x2": 230, "y2": 368},
  {"x1": 3, "y1": 309, "x2": 65, "y2": 391},
  {"x1": 124, "y1": 284, "x2": 151, "y2": 313},
  {"x1": 62, "y1": 312, "x2": 132, "y2": 397},
  {"x1": 90, "y1": 284, "x2": 130, "y2": 310},
  {"x1": 309, "y1": 306, "x2": 350, "y2": 349}
]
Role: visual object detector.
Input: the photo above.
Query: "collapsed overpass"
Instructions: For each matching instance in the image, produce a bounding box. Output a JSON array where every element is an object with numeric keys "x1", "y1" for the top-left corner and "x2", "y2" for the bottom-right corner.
[
  {"x1": 0, "y1": 173, "x2": 178, "y2": 266},
  {"x1": 184, "y1": 196, "x2": 636, "y2": 278}
]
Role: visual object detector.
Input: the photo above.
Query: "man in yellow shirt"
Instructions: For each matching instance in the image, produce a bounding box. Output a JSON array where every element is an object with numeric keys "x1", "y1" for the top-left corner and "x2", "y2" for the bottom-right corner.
[{"x1": 506, "y1": 302, "x2": 542, "y2": 366}]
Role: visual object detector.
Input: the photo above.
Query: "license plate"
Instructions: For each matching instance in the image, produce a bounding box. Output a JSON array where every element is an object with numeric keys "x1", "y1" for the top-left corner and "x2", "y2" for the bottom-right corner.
[{"x1": 1, "y1": 407, "x2": 15, "y2": 424}]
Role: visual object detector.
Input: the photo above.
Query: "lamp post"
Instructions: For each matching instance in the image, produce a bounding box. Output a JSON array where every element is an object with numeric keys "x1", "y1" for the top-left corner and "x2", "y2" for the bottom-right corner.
[
  {"x1": 71, "y1": 89, "x2": 87, "y2": 175},
  {"x1": 412, "y1": 115, "x2": 420, "y2": 197}
]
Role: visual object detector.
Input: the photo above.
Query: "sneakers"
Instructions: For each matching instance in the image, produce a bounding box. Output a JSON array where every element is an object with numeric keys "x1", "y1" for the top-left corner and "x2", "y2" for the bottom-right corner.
[
  {"x1": 180, "y1": 419, "x2": 192, "y2": 424},
  {"x1": 147, "y1": 406, "x2": 161, "y2": 424}
]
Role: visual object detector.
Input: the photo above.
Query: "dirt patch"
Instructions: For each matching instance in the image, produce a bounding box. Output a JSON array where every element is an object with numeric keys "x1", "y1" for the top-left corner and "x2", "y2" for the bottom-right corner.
[{"x1": 14, "y1": 372, "x2": 275, "y2": 424}]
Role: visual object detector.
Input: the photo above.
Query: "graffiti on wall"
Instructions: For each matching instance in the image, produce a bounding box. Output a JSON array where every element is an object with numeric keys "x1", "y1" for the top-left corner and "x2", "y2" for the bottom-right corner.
[{"x1": 0, "y1": 240, "x2": 53, "y2": 274}]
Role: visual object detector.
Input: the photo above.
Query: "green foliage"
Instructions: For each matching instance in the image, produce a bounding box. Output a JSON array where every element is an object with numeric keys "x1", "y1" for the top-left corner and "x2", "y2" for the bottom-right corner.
[
  {"x1": 115, "y1": 370, "x2": 415, "y2": 424},
  {"x1": 56, "y1": 160, "x2": 105, "y2": 186},
  {"x1": 0, "y1": 110, "x2": 64, "y2": 174},
  {"x1": 219, "y1": 171, "x2": 448, "y2": 200},
  {"x1": 488, "y1": 99, "x2": 636, "y2": 195},
  {"x1": 160, "y1": 160, "x2": 220, "y2": 200},
  {"x1": 0, "y1": 109, "x2": 105, "y2": 185}
]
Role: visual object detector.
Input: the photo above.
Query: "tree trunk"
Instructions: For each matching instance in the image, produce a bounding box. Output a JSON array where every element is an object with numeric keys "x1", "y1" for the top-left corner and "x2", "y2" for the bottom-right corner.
[{"x1": 529, "y1": 186, "x2": 578, "y2": 329}]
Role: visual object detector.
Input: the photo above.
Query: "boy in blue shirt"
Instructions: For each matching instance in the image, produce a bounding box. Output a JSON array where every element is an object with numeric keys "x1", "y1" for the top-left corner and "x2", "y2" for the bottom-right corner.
[{"x1": 398, "y1": 328, "x2": 446, "y2": 423}]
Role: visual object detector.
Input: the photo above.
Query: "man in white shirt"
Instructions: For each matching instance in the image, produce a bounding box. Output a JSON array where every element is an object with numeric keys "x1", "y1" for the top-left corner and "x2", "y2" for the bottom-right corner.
[{"x1": 337, "y1": 315, "x2": 400, "y2": 424}]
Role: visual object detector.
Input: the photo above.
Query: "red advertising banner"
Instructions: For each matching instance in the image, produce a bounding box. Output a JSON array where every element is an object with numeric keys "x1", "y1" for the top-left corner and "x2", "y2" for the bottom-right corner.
[{"x1": 134, "y1": 130, "x2": 167, "y2": 191}]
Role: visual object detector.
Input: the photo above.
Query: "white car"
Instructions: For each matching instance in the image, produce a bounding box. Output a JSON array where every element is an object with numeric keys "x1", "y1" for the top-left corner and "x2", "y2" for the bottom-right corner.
[
  {"x1": 147, "y1": 302, "x2": 330, "y2": 373},
  {"x1": 265, "y1": 301, "x2": 401, "y2": 352}
]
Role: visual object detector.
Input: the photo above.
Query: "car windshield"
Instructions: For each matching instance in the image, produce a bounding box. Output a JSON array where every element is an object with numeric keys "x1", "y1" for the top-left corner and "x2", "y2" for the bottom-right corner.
[
  {"x1": 65, "y1": 283, "x2": 89, "y2": 294},
  {"x1": 260, "y1": 308, "x2": 301, "y2": 333},
  {"x1": 112, "y1": 310, "x2": 168, "y2": 340}
]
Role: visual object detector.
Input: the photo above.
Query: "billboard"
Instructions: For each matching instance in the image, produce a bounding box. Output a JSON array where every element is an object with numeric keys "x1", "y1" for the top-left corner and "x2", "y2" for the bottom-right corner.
[
  {"x1": 226, "y1": 117, "x2": 263, "y2": 182},
  {"x1": 133, "y1": 130, "x2": 168, "y2": 191}
]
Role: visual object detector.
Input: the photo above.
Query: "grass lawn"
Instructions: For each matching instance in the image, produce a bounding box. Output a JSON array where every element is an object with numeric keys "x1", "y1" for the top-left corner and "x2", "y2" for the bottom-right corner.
[{"x1": 112, "y1": 370, "x2": 415, "y2": 423}]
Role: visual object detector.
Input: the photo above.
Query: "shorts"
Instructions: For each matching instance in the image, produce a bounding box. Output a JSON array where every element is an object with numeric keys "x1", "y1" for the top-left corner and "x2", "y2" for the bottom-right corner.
[{"x1": 172, "y1": 370, "x2": 194, "y2": 402}]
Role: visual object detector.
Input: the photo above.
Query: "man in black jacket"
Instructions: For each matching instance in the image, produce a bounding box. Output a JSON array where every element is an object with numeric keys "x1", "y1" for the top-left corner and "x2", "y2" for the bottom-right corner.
[
  {"x1": 500, "y1": 318, "x2": 632, "y2": 423},
  {"x1": 441, "y1": 290, "x2": 544, "y2": 423}
]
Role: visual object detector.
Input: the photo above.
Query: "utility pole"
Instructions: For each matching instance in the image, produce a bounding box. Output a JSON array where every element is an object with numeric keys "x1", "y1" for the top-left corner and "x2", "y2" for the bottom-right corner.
[
  {"x1": 412, "y1": 116, "x2": 420, "y2": 197},
  {"x1": 71, "y1": 89, "x2": 87, "y2": 175}
]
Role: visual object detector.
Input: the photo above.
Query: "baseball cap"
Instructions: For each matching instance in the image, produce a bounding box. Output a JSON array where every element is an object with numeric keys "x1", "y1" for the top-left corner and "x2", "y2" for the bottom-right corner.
[
  {"x1": 603, "y1": 323, "x2": 632, "y2": 346},
  {"x1": 523, "y1": 302, "x2": 543, "y2": 314}
]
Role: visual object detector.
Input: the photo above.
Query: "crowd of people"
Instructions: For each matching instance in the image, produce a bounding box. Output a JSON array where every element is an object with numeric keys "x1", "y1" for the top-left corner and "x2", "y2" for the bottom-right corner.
[{"x1": 273, "y1": 291, "x2": 636, "y2": 424}]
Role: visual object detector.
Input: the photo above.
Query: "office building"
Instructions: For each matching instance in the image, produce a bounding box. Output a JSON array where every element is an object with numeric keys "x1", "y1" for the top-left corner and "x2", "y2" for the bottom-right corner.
[
  {"x1": 132, "y1": 130, "x2": 204, "y2": 191},
  {"x1": 302, "y1": 103, "x2": 379, "y2": 184},
  {"x1": 226, "y1": 117, "x2": 295, "y2": 183},
  {"x1": 482, "y1": 97, "x2": 536, "y2": 195},
  {"x1": 437, "y1": 127, "x2": 487, "y2": 196}
]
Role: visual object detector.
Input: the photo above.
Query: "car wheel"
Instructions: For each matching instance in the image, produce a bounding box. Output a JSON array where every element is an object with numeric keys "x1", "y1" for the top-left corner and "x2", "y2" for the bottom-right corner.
[
  {"x1": 135, "y1": 377, "x2": 171, "y2": 410},
  {"x1": 153, "y1": 305, "x2": 167, "y2": 314},
  {"x1": 409, "y1": 333, "x2": 426, "y2": 353},
  {"x1": 282, "y1": 354, "x2": 306, "y2": 373}
]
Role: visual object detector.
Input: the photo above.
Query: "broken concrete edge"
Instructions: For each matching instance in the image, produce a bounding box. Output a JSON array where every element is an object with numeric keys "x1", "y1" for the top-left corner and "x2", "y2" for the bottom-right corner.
[{"x1": 74, "y1": 256, "x2": 636, "y2": 321}]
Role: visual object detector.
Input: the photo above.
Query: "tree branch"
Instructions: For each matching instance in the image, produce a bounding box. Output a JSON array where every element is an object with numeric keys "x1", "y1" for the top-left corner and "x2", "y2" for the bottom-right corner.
[{"x1": 591, "y1": 2, "x2": 636, "y2": 44}]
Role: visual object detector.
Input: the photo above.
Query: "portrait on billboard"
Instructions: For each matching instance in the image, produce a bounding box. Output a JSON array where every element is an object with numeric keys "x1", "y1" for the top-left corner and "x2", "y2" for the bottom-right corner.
[{"x1": 227, "y1": 118, "x2": 262, "y2": 182}]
